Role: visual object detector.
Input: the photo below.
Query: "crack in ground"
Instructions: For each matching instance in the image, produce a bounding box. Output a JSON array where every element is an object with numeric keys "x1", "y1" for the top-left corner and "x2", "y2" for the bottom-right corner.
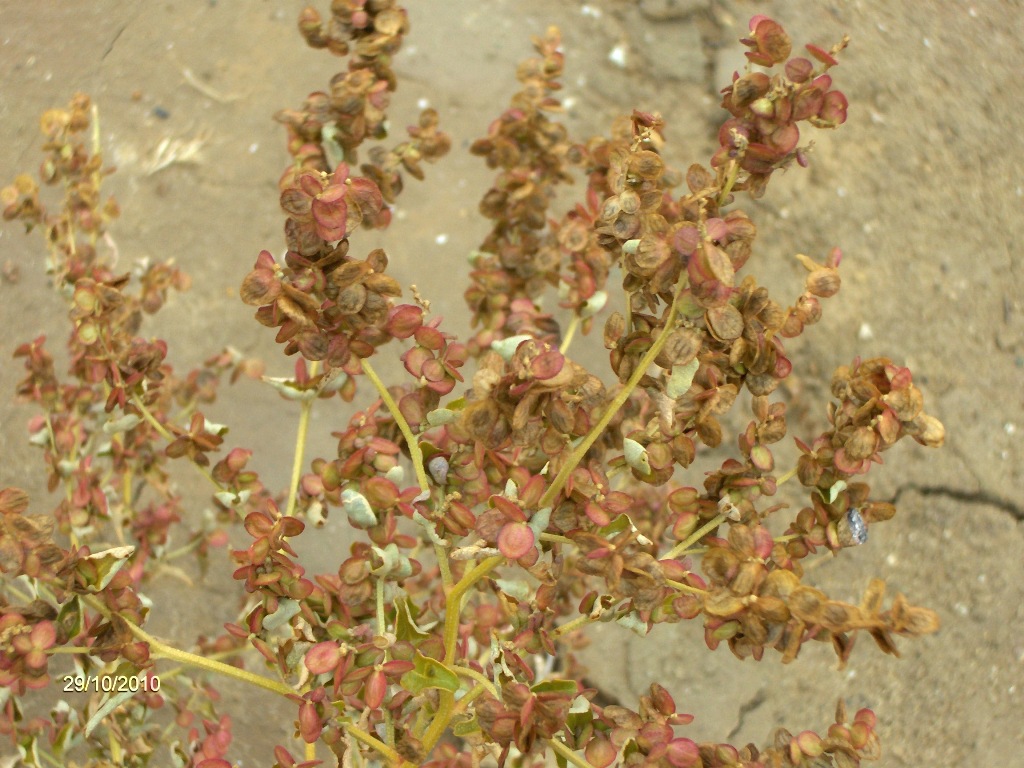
[
  {"x1": 727, "y1": 688, "x2": 766, "y2": 741},
  {"x1": 891, "y1": 484, "x2": 1024, "y2": 522}
]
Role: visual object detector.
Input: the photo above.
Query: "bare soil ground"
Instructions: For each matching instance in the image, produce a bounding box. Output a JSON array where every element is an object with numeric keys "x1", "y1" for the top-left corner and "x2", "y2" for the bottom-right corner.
[{"x1": 2, "y1": 1, "x2": 1022, "y2": 766}]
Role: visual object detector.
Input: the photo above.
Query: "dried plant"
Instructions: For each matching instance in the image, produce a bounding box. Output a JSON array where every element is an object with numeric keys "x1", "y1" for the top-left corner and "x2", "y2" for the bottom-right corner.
[{"x1": 1, "y1": 7, "x2": 944, "y2": 768}]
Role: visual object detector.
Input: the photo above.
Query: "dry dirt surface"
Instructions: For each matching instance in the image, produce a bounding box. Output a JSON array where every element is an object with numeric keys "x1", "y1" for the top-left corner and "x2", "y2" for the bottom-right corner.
[{"x1": 2, "y1": 1, "x2": 1022, "y2": 766}]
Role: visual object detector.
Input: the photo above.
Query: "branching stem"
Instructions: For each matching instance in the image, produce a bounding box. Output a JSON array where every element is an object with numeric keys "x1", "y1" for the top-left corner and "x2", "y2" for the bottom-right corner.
[
  {"x1": 539, "y1": 289, "x2": 684, "y2": 509},
  {"x1": 666, "y1": 513, "x2": 727, "y2": 560},
  {"x1": 363, "y1": 359, "x2": 430, "y2": 494},
  {"x1": 285, "y1": 361, "x2": 319, "y2": 519}
]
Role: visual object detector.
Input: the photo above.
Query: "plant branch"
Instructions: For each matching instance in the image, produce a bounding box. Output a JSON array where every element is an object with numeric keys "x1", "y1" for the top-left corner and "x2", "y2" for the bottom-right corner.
[
  {"x1": 421, "y1": 555, "x2": 503, "y2": 754},
  {"x1": 362, "y1": 359, "x2": 430, "y2": 495},
  {"x1": 132, "y1": 395, "x2": 223, "y2": 494},
  {"x1": 285, "y1": 361, "x2": 319, "y2": 518},
  {"x1": 81, "y1": 595, "x2": 294, "y2": 698},
  {"x1": 548, "y1": 737, "x2": 597, "y2": 768},
  {"x1": 666, "y1": 513, "x2": 726, "y2": 560},
  {"x1": 540, "y1": 289, "x2": 684, "y2": 509},
  {"x1": 346, "y1": 723, "x2": 415, "y2": 768}
]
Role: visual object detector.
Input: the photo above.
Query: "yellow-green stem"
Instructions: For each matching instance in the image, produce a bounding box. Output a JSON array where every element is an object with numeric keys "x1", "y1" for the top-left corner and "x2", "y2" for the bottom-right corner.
[
  {"x1": 539, "y1": 291, "x2": 683, "y2": 510},
  {"x1": 375, "y1": 577, "x2": 396, "y2": 746},
  {"x1": 362, "y1": 359, "x2": 430, "y2": 495},
  {"x1": 552, "y1": 613, "x2": 591, "y2": 638},
  {"x1": 111, "y1": 609, "x2": 293, "y2": 698},
  {"x1": 421, "y1": 555, "x2": 503, "y2": 754},
  {"x1": 285, "y1": 361, "x2": 319, "y2": 519},
  {"x1": 548, "y1": 737, "x2": 597, "y2": 768},
  {"x1": 442, "y1": 556, "x2": 502, "y2": 665},
  {"x1": 559, "y1": 315, "x2": 580, "y2": 355},
  {"x1": 666, "y1": 579, "x2": 708, "y2": 596},
  {"x1": 132, "y1": 395, "x2": 222, "y2": 495},
  {"x1": 346, "y1": 723, "x2": 415, "y2": 768},
  {"x1": 717, "y1": 158, "x2": 740, "y2": 207},
  {"x1": 776, "y1": 464, "x2": 799, "y2": 486},
  {"x1": 450, "y1": 682, "x2": 488, "y2": 717},
  {"x1": 451, "y1": 664, "x2": 498, "y2": 698},
  {"x1": 666, "y1": 513, "x2": 726, "y2": 560}
]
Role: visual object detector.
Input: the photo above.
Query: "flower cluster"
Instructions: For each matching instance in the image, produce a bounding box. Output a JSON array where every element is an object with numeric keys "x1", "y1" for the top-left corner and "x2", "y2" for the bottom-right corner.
[{"x1": 716, "y1": 15, "x2": 850, "y2": 197}]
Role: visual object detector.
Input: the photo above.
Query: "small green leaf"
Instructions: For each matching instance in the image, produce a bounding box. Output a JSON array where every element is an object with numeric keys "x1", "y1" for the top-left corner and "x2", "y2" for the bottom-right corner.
[
  {"x1": 341, "y1": 488, "x2": 377, "y2": 527},
  {"x1": 394, "y1": 598, "x2": 435, "y2": 641},
  {"x1": 262, "y1": 598, "x2": 301, "y2": 630},
  {"x1": 580, "y1": 290, "x2": 608, "y2": 319},
  {"x1": 452, "y1": 714, "x2": 482, "y2": 738},
  {"x1": 85, "y1": 688, "x2": 138, "y2": 736},
  {"x1": 818, "y1": 479, "x2": 848, "y2": 504},
  {"x1": 102, "y1": 413, "x2": 141, "y2": 434},
  {"x1": 400, "y1": 652, "x2": 460, "y2": 694},
  {"x1": 490, "y1": 334, "x2": 533, "y2": 361},
  {"x1": 371, "y1": 543, "x2": 412, "y2": 578},
  {"x1": 616, "y1": 612, "x2": 650, "y2": 637},
  {"x1": 494, "y1": 579, "x2": 531, "y2": 602},
  {"x1": 623, "y1": 438, "x2": 651, "y2": 474},
  {"x1": 667, "y1": 358, "x2": 700, "y2": 398},
  {"x1": 81, "y1": 546, "x2": 135, "y2": 592},
  {"x1": 527, "y1": 506, "x2": 551, "y2": 542},
  {"x1": 262, "y1": 376, "x2": 316, "y2": 401},
  {"x1": 531, "y1": 679, "x2": 578, "y2": 695},
  {"x1": 426, "y1": 408, "x2": 458, "y2": 426}
]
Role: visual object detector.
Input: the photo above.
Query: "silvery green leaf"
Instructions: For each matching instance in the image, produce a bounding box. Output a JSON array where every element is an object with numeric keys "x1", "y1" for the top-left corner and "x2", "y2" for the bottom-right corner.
[
  {"x1": 202, "y1": 418, "x2": 228, "y2": 436},
  {"x1": 580, "y1": 290, "x2": 607, "y2": 319},
  {"x1": 321, "y1": 123, "x2": 346, "y2": 172},
  {"x1": 490, "y1": 334, "x2": 533, "y2": 361},
  {"x1": 102, "y1": 413, "x2": 141, "y2": 434},
  {"x1": 494, "y1": 579, "x2": 531, "y2": 601},
  {"x1": 83, "y1": 546, "x2": 135, "y2": 591},
  {"x1": 307, "y1": 500, "x2": 326, "y2": 528},
  {"x1": 504, "y1": 479, "x2": 518, "y2": 500},
  {"x1": 385, "y1": 465, "x2": 405, "y2": 484},
  {"x1": 341, "y1": 488, "x2": 377, "y2": 527},
  {"x1": 825, "y1": 480, "x2": 847, "y2": 504},
  {"x1": 599, "y1": 514, "x2": 631, "y2": 537},
  {"x1": 616, "y1": 612, "x2": 650, "y2": 637},
  {"x1": 214, "y1": 491, "x2": 240, "y2": 507},
  {"x1": 262, "y1": 376, "x2": 316, "y2": 401},
  {"x1": 528, "y1": 507, "x2": 551, "y2": 541},
  {"x1": 262, "y1": 598, "x2": 301, "y2": 630},
  {"x1": 29, "y1": 429, "x2": 49, "y2": 446},
  {"x1": 569, "y1": 695, "x2": 591, "y2": 714},
  {"x1": 426, "y1": 408, "x2": 457, "y2": 426},
  {"x1": 667, "y1": 358, "x2": 700, "y2": 398},
  {"x1": 623, "y1": 437, "x2": 651, "y2": 474},
  {"x1": 84, "y1": 688, "x2": 138, "y2": 737},
  {"x1": 413, "y1": 511, "x2": 448, "y2": 546},
  {"x1": 371, "y1": 543, "x2": 412, "y2": 578}
]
